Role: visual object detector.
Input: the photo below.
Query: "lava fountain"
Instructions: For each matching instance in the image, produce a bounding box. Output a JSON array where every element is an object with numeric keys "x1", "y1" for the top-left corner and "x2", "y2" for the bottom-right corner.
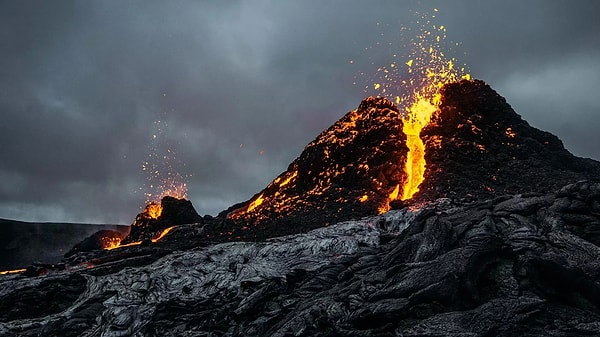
[
  {"x1": 100, "y1": 119, "x2": 191, "y2": 250},
  {"x1": 371, "y1": 10, "x2": 470, "y2": 210}
]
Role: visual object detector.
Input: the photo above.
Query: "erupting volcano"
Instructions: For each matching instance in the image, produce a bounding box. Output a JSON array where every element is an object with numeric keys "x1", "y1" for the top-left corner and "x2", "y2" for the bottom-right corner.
[
  {"x1": 221, "y1": 13, "x2": 480, "y2": 228},
  {"x1": 219, "y1": 79, "x2": 600, "y2": 241},
  {"x1": 3, "y1": 6, "x2": 600, "y2": 336}
]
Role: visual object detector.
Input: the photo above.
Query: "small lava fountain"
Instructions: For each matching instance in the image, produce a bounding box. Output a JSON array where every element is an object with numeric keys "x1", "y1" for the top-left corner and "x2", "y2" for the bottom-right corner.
[{"x1": 101, "y1": 119, "x2": 192, "y2": 250}]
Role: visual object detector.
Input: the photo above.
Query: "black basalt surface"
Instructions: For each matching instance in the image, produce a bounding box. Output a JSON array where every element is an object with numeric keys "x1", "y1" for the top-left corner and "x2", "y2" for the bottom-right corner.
[
  {"x1": 223, "y1": 96, "x2": 407, "y2": 233},
  {"x1": 2, "y1": 181, "x2": 600, "y2": 336}
]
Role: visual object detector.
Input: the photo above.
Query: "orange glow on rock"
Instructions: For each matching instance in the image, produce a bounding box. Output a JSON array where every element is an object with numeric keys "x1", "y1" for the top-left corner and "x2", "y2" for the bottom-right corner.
[
  {"x1": 151, "y1": 226, "x2": 176, "y2": 243},
  {"x1": 100, "y1": 236, "x2": 122, "y2": 250},
  {"x1": 389, "y1": 184, "x2": 400, "y2": 200},
  {"x1": 505, "y1": 127, "x2": 516, "y2": 138},
  {"x1": 146, "y1": 202, "x2": 163, "y2": 219},
  {"x1": 0, "y1": 268, "x2": 27, "y2": 275},
  {"x1": 246, "y1": 194, "x2": 264, "y2": 213},
  {"x1": 278, "y1": 171, "x2": 298, "y2": 188},
  {"x1": 105, "y1": 240, "x2": 141, "y2": 250},
  {"x1": 104, "y1": 226, "x2": 176, "y2": 250}
]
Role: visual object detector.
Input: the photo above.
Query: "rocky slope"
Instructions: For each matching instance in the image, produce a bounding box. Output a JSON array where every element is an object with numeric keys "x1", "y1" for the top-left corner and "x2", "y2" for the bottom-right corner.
[
  {"x1": 418, "y1": 80, "x2": 600, "y2": 202},
  {"x1": 1, "y1": 181, "x2": 600, "y2": 336},
  {"x1": 221, "y1": 80, "x2": 600, "y2": 239}
]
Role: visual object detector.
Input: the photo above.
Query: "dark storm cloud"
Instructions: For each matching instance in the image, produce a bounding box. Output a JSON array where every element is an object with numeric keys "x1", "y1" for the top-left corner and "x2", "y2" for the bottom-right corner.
[{"x1": 1, "y1": 1, "x2": 598, "y2": 223}]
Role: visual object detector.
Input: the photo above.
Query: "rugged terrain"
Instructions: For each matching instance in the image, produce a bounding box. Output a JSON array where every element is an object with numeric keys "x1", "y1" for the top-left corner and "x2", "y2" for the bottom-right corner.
[
  {"x1": 1, "y1": 80, "x2": 600, "y2": 336},
  {"x1": 0, "y1": 219, "x2": 128, "y2": 270}
]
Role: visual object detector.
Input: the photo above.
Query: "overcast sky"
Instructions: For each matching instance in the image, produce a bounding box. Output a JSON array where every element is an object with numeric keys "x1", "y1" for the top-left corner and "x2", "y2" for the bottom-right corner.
[{"x1": 1, "y1": 1, "x2": 599, "y2": 224}]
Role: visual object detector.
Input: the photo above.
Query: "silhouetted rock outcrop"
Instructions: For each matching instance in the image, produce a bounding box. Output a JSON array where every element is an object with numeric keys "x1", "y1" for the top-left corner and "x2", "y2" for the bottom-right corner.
[
  {"x1": 418, "y1": 80, "x2": 600, "y2": 202},
  {"x1": 122, "y1": 196, "x2": 202, "y2": 244}
]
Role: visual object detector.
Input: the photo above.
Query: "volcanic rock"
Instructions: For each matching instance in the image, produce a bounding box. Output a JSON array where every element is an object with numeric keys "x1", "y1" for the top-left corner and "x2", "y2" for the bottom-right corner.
[
  {"x1": 223, "y1": 96, "x2": 407, "y2": 235},
  {"x1": 122, "y1": 196, "x2": 203, "y2": 244},
  {"x1": 418, "y1": 80, "x2": 600, "y2": 201},
  {"x1": 2, "y1": 182, "x2": 600, "y2": 336},
  {"x1": 222, "y1": 80, "x2": 600, "y2": 238},
  {"x1": 64, "y1": 229, "x2": 128, "y2": 257}
]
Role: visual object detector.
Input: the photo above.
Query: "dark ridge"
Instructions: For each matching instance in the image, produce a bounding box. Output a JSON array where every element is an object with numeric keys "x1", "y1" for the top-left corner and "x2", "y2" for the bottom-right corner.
[
  {"x1": 417, "y1": 79, "x2": 600, "y2": 202},
  {"x1": 0, "y1": 219, "x2": 128, "y2": 270}
]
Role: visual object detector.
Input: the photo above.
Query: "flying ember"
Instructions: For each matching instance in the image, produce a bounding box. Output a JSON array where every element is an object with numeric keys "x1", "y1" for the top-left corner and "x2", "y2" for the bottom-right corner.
[
  {"x1": 102, "y1": 118, "x2": 190, "y2": 251},
  {"x1": 142, "y1": 119, "x2": 189, "y2": 205},
  {"x1": 370, "y1": 9, "x2": 469, "y2": 209}
]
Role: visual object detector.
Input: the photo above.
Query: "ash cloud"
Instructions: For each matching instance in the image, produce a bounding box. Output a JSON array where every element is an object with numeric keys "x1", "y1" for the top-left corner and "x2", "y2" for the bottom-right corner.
[{"x1": 1, "y1": 0, "x2": 598, "y2": 223}]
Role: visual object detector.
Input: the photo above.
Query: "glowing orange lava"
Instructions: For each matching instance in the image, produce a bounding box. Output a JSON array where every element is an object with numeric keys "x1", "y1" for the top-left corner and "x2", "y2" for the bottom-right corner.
[
  {"x1": 104, "y1": 226, "x2": 176, "y2": 250},
  {"x1": 0, "y1": 268, "x2": 26, "y2": 276},
  {"x1": 146, "y1": 202, "x2": 163, "y2": 219},
  {"x1": 371, "y1": 9, "x2": 470, "y2": 208},
  {"x1": 151, "y1": 226, "x2": 176, "y2": 243},
  {"x1": 246, "y1": 194, "x2": 264, "y2": 213},
  {"x1": 100, "y1": 236, "x2": 122, "y2": 250},
  {"x1": 401, "y1": 95, "x2": 437, "y2": 200}
]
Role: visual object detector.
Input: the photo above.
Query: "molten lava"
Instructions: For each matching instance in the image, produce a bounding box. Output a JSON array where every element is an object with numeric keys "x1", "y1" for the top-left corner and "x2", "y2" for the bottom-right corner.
[
  {"x1": 146, "y1": 202, "x2": 163, "y2": 219},
  {"x1": 401, "y1": 96, "x2": 437, "y2": 200},
  {"x1": 100, "y1": 236, "x2": 122, "y2": 250},
  {"x1": 246, "y1": 194, "x2": 264, "y2": 213},
  {"x1": 103, "y1": 226, "x2": 176, "y2": 250},
  {"x1": 101, "y1": 200, "x2": 181, "y2": 250},
  {"x1": 0, "y1": 268, "x2": 26, "y2": 276},
  {"x1": 151, "y1": 226, "x2": 176, "y2": 243},
  {"x1": 371, "y1": 10, "x2": 470, "y2": 207}
]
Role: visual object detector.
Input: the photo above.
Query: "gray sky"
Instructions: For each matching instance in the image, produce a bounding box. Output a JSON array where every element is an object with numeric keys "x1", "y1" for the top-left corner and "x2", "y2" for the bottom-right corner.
[{"x1": 1, "y1": 1, "x2": 599, "y2": 224}]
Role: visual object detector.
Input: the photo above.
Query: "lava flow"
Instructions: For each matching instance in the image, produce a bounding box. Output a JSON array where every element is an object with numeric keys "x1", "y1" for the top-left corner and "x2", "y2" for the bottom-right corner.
[
  {"x1": 103, "y1": 226, "x2": 176, "y2": 251},
  {"x1": 0, "y1": 268, "x2": 26, "y2": 276},
  {"x1": 372, "y1": 12, "x2": 470, "y2": 208}
]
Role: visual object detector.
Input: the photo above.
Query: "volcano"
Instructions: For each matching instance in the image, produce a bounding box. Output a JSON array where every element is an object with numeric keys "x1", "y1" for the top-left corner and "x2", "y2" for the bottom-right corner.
[
  {"x1": 2, "y1": 80, "x2": 600, "y2": 336},
  {"x1": 220, "y1": 80, "x2": 600, "y2": 238}
]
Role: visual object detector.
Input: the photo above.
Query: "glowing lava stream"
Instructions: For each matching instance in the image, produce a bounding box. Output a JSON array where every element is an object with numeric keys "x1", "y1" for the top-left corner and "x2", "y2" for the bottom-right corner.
[
  {"x1": 104, "y1": 226, "x2": 176, "y2": 251},
  {"x1": 400, "y1": 95, "x2": 438, "y2": 200},
  {"x1": 0, "y1": 268, "x2": 27, "y2": 275}
]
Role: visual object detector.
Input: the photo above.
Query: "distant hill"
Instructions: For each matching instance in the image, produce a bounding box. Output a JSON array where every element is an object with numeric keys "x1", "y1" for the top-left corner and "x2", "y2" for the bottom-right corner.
[{"x1": 0, "y1": 219, "x2": 128, "y2": 270}]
